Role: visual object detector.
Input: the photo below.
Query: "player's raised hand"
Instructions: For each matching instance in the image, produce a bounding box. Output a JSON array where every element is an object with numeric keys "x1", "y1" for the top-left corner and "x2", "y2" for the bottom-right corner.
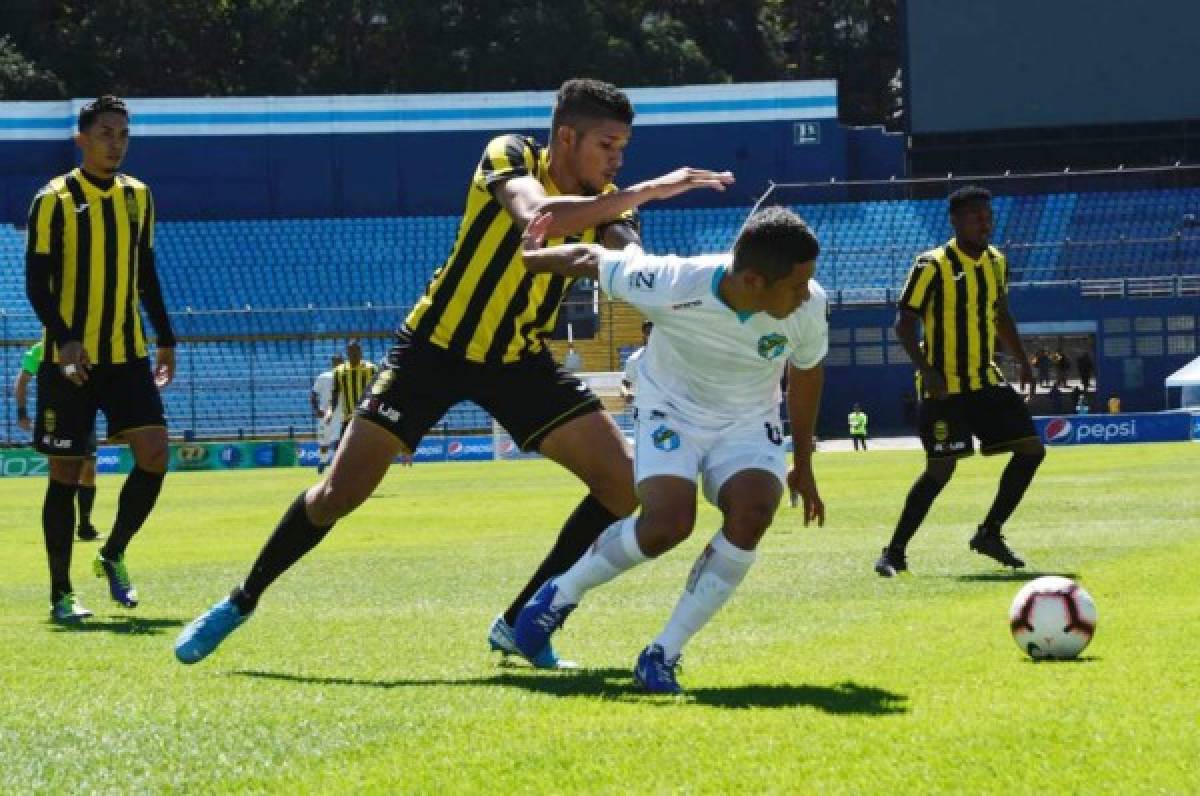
[
  {"x1": 154, "y1": 346, "x2": 176, "y2": 388},
  {"x1": 639, "y1": 168, "x2": 734, "y2": 201},
  {"x1": 522, "y1": 211, "x2": 555, "y2": 252}
]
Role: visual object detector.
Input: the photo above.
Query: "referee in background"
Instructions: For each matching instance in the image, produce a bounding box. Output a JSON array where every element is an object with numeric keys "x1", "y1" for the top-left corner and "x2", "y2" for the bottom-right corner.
[
  {"x1": 25, "y1": 95, "x2": 177, "y2": 621},
  {"x1": 875, "y1": 186, "x2": 1044, "y2": 577}
]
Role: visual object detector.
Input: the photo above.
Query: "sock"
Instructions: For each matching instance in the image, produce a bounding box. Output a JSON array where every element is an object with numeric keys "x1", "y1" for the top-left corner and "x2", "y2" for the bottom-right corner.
[
  {"x1": 982, "y1": 451, "x2": 1045, "y2": 532},
  {"x1": 501, "y1": 494, "x2": 620, "y2": 626},
  {"x1": 887, "y1": 471, "x2": 949, "y2": 553},
  {"x1": 43, "y1": 480, "x2": 77, "y2": 602},
  {"x1": 236, "y1": 492, "x2": 334, "y2": 613},
  {"x1": 76, "y1": 484, "x2": 96, "y2": 528},
  {"x1": 101, "y1": 467, "x2": 165, "y2": 560},
  {"x1": 553, "y1": 516, "x2": 648, "y2": 606},
  {"x1": 319, "y1": 448, "x2": 331, "y2": 465},
  {"x1": 653, "y1": 530, "x2": 756, "y2": 660}
]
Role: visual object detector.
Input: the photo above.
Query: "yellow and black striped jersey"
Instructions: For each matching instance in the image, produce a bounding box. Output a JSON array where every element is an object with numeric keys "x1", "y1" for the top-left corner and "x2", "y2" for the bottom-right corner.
[
  {"x1": 26, "y1": 168, "x2": 155, "y2": 365},
  {"x1": 333, "y1": 361, "x2": 378, "y2": 420},
  {"x1": 404, "y1": 135, "x2": 632, "y2": 365},
  {"x1": 899, "y1": 239, "x2": 1008, "y2": 396}
]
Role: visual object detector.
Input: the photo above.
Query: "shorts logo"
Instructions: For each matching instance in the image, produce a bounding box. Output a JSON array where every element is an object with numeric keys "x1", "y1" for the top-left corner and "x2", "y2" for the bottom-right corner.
[
  {"x1": 651, "y1": 425, "x2": 680, "y2": 452},
  {"x1": 933, "y1": 420, "x2": 949, "y2": 442},
  {"x1": 43, "y1": 409, "x2": 56, "y2": 433},
  {"x1": 371, "y1": 369, "x2": 396, "y2": 396},
  {"x1": 756, "y1": 333, "x2": 787, "y2": 360}
]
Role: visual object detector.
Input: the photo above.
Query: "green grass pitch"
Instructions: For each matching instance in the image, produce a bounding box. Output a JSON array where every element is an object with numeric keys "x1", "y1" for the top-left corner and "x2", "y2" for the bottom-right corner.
[{"x1": 1, "y1": 442, "x2": 1197, "y2": 793}]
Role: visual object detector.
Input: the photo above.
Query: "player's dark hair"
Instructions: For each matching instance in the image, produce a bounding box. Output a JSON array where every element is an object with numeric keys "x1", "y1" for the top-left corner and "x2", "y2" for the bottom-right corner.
[
  {"x1": 641, "y1": 320, "x2": 653, "y2": 334},
  {"x1": 731, "y1": 206, "x2": 820, "y2": 285},
  {"x1": 551, "y1": 79, "x2": 634, "y2": 134},
  {"x1": 78, "y1": 95, "x2": 129, "y2": 132},
  {"x1": 948, "y1": 185, "x2": 992, "y2": 214}
]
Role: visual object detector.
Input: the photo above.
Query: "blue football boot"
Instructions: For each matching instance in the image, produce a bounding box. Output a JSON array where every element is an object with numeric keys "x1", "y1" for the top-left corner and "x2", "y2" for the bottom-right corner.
[
  {"x1": 513, "y1": 579, "x2": 576, "y2": 661},
  {"x1": 488, "y1": 614, "x2": 573, "y2": 669},
  {"x1": 174, "y1": 597, "x2": 250, "y2": 664},
  {"x1": 633, "y1": 644, "x2": 683, "y2": 695}
]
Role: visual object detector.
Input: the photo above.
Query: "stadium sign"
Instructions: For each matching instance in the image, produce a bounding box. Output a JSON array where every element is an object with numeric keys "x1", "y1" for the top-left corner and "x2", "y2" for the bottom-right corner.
[
  {"x1": 0, "y1": 449, "x2": 48, "y2": 477},
  {"x1": 1035, "y1": 412, "x2": 1191, "y2": 446}
]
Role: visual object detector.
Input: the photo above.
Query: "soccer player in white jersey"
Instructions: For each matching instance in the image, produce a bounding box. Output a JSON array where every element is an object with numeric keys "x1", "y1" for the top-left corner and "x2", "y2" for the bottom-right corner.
[
  {"x1": 309, "y1": 354, "x2": 343, "y2": 474},
  {"x1": 513, "y1": 205, "x2": 827, "y2": 694}
]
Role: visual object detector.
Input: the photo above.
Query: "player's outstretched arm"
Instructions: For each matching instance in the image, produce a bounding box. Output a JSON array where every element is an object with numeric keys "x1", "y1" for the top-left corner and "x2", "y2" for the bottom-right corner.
[
  {"x1": 497, "y1": 168, "x2": 733, "y2": 240},
  {"x1": 519, "y1": 212, "x2": 605, "y2": 279}
]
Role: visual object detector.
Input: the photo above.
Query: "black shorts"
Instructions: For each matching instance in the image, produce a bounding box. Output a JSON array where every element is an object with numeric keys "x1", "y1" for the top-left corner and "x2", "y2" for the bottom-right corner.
[
  {"x1": 356, "y1": 330, "x2": 602, "y2": 452},
  {"x1": 34, "y1": 359, "x2": 166, "y2": 457},
  {"x1": 919, "y1": 385, "x2": 1037, "y2": 459}
]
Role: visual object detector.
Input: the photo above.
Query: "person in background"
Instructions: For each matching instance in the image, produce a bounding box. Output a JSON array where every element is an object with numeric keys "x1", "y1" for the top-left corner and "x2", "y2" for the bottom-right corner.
[
  {"x1": 848, "y1": 403, "x2": 868, "y2": 451},
  {"x1": 310, "y1": 354, "x2": 345, "y2": 475},
  {"x1": 15, "y1": 340, "x2": 102, "y2": 542},
  {"x1": 1107, "y1": 395, "x2": 1121, "y2": 414}
]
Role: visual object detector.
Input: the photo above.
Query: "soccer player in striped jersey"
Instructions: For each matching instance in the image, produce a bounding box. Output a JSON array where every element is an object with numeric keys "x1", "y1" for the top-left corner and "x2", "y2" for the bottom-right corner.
[
  {"x1": 25, "y1": 95, "x2": 176, "y2": 622},
  {"x1": 875, "y1": 186, "x2": 1043, "y2": 577},
  {"x1": 176, "y1": 78, "x2": 733, "y2": 666},
  {"x1": 328, "y1": 339, "x2": 376, "y2": 445},
  {"x1": 512, "y1": 206, "x2": 828, "y2": 693}
]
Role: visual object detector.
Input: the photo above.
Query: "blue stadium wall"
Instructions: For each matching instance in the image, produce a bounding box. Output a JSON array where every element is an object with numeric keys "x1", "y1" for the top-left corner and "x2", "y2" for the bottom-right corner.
[
  {"x1": 0, "y1": 82, "x2": 904, "y2": 222},
  {"x1": 823, "y1": 287, "x2": 1198, "y2": 435}
]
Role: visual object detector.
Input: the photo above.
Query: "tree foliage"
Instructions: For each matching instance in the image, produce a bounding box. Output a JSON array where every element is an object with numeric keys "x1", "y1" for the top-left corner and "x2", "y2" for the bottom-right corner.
[{"x1": 0, "y1": 0, "x2": 898, "y2": 123}]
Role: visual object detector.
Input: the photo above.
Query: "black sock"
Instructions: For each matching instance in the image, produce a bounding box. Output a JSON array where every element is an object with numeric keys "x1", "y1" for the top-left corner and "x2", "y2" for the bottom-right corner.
[
  {"x1": 76, "y1": 484, "x2": 96, "y2": 528},
  {"x1": 888, "y1": 472, "x2": 949, "y2": 553},
  {"x1": 982, "y1": 452, "x2": 1045, "y2": 532},
  {"x1": 236, "y1": 492, "x2": 334, "y2": 613},
  {"x1": 43, "y1": 480, "x2": 77, "y2": 602},
  {"x1": 502, "y1": 494, "x2": 620, "y2": 626},
  {"x1": 101, "y1": 467, "x2": 165, "y2": 560}
]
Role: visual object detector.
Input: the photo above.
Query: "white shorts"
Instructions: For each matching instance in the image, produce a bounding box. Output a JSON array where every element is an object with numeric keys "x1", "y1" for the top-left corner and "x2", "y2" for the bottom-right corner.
[
  {"x1": 633, "y1": 405, "x2": 788, "y2": 506},
  {"x1": 316, "y1": 414, "x2": 344, "y2": 447}
]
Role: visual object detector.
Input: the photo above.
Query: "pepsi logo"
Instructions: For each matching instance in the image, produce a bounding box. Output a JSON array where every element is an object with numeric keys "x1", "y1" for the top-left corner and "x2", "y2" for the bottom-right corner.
[
  {"x1": 1044, "y1": 418, "x2": 1073, "y2": 443},
  {"x1": 500, "y1": 440, "x2": 516, "y2": 454},
  {"x1": 447, "y1": 441, "x2": 464, "y2": 455}
]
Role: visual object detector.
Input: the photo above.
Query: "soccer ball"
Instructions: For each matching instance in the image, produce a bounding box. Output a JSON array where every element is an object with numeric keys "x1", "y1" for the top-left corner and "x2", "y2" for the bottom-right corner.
[{"x1": 1009, "y1": 576, "x2": 1097, "y2": 660}]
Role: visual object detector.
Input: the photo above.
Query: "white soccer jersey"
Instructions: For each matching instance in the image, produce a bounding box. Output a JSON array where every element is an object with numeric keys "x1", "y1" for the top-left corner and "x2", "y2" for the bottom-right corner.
[
  {"x1": 312, "y1": 370, "x2": 335, "y2": 412},
  {"x1": 623, "y1": 346, "x2": 645, "y2": 390},
  {"x1": 600, "y1": 247, "x2": 828, "y2": 424}
]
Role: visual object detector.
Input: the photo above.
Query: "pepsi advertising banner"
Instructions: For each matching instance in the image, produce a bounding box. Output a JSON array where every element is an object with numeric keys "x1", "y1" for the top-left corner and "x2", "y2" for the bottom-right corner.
[
  {"x1": 1036, "y1": 412, "x2": 1192, "y2": 446},
  {"x1": 297, "y1": 435, "x2": 493, "y2": 466}
]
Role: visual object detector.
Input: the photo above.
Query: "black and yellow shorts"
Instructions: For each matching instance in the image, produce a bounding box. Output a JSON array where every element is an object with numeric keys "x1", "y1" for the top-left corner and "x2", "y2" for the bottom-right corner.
[
  {"x1": 919, "y1": 385, "x2": 1036, "y2": 459},
  {"x1": 356, "y1": 329, "x2": 602, "y2": 453},
  {"x1": 34, "y1": 359, "x2": 166, "y2": 457}
]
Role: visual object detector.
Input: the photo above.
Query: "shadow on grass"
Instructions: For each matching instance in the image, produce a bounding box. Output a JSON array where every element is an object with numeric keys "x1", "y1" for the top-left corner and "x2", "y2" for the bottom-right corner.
[
  {"x1": 48, "y1": 616, "x2": 185, "y2": 635},
  {"x1": 232, "y1": 668, "x2": 908, "y2": 714},
  {"x1": 1020, "y1": 655, "x2": 1101, "y2": 665},
  {"x1": 950, "y1": 571, "x2": 1080, "y2": 583}
]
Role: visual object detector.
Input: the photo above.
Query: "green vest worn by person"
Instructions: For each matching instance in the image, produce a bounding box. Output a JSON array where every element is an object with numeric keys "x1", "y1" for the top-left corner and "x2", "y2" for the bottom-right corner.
[{"x1": 848, "y1": 410, "x2": 868, "y2": 435}]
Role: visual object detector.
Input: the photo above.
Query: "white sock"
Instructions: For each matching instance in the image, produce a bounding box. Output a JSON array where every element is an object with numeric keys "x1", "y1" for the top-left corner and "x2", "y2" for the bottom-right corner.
[
  {"x1": 553, "y1": 516, "x2": 647, "y2": 607},
  {"x1": 653, "y1": 530, "x2": 756, "y2": 660}
]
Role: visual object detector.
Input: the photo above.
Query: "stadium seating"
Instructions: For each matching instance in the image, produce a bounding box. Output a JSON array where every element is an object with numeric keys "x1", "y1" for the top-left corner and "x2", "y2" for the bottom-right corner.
[{"x1": 3, "y1": 186, "x2": 1197, "y2": 441}]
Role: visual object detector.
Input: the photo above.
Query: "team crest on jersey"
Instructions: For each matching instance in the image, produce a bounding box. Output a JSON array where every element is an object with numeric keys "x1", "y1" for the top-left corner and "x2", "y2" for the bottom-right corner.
[
  {"x1": 756, "y1": 333, "x2": 787, "y2": 360},
  {"x1": 124, "y1": 192, "x2": 139, "y2": 221},
  {"x1": 651, "y1": 425, "x2": 680, "y2": 452},
  {"x1": 933, "y1": 420, "x2": 949, "y2": 442},
  {"x1": 43, "y1": 409, "x2": 57, "y2": 433}
]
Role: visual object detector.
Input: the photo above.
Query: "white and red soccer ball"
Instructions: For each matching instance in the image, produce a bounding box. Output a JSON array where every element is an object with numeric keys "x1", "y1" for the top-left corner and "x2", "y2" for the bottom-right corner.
[{"x1": 1009, "y1": 576, "x2": 1097, "y2": 660}]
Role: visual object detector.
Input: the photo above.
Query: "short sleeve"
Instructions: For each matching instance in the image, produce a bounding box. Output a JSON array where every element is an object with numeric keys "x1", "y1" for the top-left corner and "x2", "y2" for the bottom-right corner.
[
  {"x1": 478, "y1": 135, "x2": 536, "y2": 192},
  {"x1": 599, "y1": 247, "x2": 697, "y2": 310},
  {"x1": 26, "y1": 189, "x2": 60, "y2": 257},
  {"x1": 787, "y1": 283, "x2": 829, "y2": 370},
  {"x1": 898, "y1": 254, "x2": 939, "y2": 313}
]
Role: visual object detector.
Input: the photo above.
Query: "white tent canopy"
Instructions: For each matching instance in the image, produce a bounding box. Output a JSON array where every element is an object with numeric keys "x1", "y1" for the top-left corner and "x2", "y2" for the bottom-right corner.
[{"x1": 1165, "y1": 355, "x2": 1200, "y2": 408}]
